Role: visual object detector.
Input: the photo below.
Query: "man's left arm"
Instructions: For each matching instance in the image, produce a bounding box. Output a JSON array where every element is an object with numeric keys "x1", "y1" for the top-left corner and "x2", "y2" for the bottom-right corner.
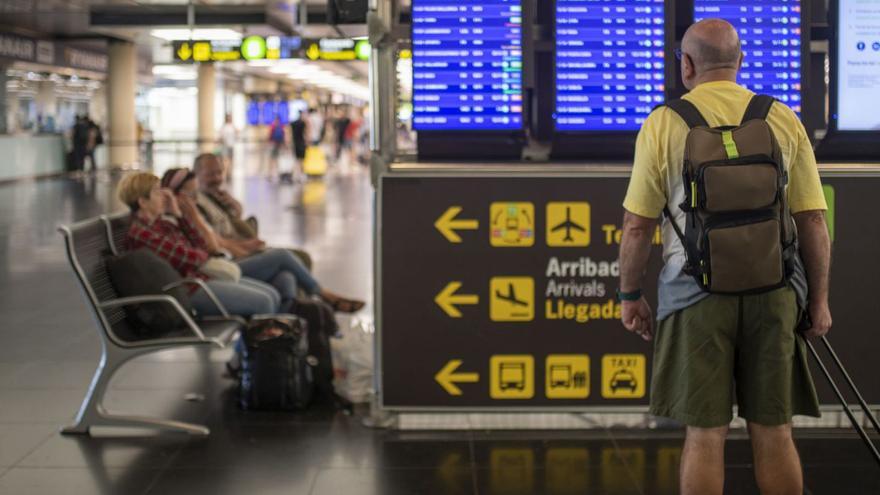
[{"x1": 619, "y1": 211, "x2": 658, "y2": 341}]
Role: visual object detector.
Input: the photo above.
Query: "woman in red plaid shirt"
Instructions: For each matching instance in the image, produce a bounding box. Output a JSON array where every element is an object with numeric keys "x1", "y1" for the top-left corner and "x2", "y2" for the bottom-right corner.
[{"x1": 118, "y1": 172, "x2": 281, "y2": 317}]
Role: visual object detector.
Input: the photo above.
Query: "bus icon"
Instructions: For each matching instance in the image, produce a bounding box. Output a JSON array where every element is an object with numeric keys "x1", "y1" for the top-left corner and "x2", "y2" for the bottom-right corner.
[{"x1": 500, "y1": 363, "x2": 526, "y2": 391}]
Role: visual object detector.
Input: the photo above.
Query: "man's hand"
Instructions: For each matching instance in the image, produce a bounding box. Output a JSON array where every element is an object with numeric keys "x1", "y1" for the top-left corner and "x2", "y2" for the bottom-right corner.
[
  {"x1": 803, "y1": 303, "x2": 832, "y2": 339},
  {"x1": 215, "y1": 190, "x2": 243, "y2": 217},
  {"x1": 177, "y1": 194, "x2": 199, "y2": 220},
  {"x1": 621, "y1": 297, "x2": 654, "y2": 341},
  {"x1": 242, "y1": 238, "x2": 266, "y2": 254}
]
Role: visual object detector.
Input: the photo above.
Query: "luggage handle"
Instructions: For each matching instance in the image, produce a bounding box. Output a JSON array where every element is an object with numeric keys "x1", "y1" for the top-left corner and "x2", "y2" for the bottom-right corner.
[{"x1": 799, "y1": 321, "x2": 880, "y2": 467}]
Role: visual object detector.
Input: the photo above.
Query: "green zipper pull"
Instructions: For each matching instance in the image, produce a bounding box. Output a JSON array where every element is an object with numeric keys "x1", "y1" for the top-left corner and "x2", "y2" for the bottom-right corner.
[{"x1": 691, "y1": 181, "x2": 697, "y2": 208}]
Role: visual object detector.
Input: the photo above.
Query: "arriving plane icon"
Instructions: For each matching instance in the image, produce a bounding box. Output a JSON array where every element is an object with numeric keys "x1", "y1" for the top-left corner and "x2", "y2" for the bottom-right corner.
[
  {"x1": 495, "y1": 283, "x2": 529, "y2": 307},
  {"x1": 550, "y1": 207, "x2": 587, "y2": 242}
]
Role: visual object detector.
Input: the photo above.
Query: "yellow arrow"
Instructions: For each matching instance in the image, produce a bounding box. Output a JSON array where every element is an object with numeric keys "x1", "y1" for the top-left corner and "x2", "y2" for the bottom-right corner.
[
  {"x1": 435, "y1": 359, "x2": 480, "y2": 396},
  {"x1": 435, "y1": 281, "x2": 479, "y2": 318},
  {"x1": 177, "y1": 42, "x2": 192, "y2": 61},
  {"x1": 435, "y1": 206, "x2": 479, "y2": 243},
  {"x1": 306, "y1": 43, "x2": 321, "y2": 61}
]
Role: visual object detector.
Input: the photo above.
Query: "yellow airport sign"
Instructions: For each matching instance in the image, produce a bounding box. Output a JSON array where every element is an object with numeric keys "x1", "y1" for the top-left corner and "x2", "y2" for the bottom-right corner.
[
  {"x1": 176, "y1": 42, "x2": 192, "y2": 61},
  {"x1": 435, "y1": 359, "x2": 480, "y2": 396},
  {"x1": 192, "y1": 41, "x2": 212, "y2": 62},
  {"x1": 601, "y1": 354, "x2": 646, "y2": 399},
  {"x1": 489, "y1": 276, "x2": 534, "y2": 322},
  {"x1": 435, "y1": 206, "x2": 479, "y2": 243},
  {"x1": 546, "y1": 202, "x2": 591, "y2": 247},
  {"x1": 490, "y1": 202, "x2": 535, "y2": 247},
  {"x1": 545, "y1": 355, "x2": 590, "y2": 399},
  {"x1": 490, "y1": 355, "x2": 534, "y2": 399},
  {"x1": 434, "y1": 282, "x2": 479, "y2": 318}
]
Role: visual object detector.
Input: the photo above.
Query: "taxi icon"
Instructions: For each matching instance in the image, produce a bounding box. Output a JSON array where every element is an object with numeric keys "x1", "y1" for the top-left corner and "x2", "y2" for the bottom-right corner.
[{"x1": 610, "y1": 369, "x2": 638, "y2": 393}]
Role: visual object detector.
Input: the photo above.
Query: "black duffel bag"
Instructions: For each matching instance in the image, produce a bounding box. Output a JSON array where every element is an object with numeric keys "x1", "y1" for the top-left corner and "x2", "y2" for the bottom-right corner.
[{"x1": 239, "y1": 315, "x2": 315, "y2": 411}]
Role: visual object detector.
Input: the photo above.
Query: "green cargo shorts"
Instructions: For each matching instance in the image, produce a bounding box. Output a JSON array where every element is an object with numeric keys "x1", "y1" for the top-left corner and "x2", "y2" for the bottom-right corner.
[{"x1": 649, "y1": 286, "x2": 821, "y2": 427}]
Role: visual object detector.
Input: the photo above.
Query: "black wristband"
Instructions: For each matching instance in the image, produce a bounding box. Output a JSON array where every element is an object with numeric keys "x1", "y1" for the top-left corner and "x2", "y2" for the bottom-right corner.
[{"x1": 616, "y1": 288, "x2": 642, "y2": 302}]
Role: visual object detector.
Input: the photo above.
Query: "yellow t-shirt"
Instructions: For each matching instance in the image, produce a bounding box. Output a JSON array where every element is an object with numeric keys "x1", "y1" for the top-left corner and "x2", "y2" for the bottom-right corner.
[{"x1": 623, "y1": 80, "x2": 827, "y2": 218}]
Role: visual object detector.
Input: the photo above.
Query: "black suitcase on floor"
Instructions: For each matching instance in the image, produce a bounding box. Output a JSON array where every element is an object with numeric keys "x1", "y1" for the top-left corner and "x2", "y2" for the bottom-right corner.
[{"x1": 239, "y1": 315, "x2": 314, "y2": 411}]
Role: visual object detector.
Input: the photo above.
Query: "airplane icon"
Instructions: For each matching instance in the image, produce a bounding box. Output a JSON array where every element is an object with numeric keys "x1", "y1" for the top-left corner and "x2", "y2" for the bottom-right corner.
[
  {"x1": 495, "y1": 283, "x2": 529, "y2": 307},
  {"x1": 490, "y1": 277, "x2": 534, "y2": 322},
  {"x1": 550, "y1": 207, "x2": 587, "y2": 242}
]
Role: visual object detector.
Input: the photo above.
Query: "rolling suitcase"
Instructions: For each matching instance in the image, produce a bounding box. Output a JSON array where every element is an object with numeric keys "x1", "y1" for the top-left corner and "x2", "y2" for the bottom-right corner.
[{"x1": 802, "y1": 333, "x2": 880, "y2": 466}]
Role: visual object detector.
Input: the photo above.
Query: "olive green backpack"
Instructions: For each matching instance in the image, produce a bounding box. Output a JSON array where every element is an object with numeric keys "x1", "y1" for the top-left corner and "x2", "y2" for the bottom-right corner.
[{"x1": 662, "y1": 95, "x2": 796, "y2": 294}]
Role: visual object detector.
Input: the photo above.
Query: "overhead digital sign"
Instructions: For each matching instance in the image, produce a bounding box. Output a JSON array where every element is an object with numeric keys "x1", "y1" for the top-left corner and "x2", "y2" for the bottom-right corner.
[
  {"x1": 555, "y1": 0, "x2": 667, "y2": 132},
  {"x1": 303, "y1": 38, "x2": 371, "y2": 61},
  {"x1": 694, "y1": 0, "x2": 803, "y2": 114},
  {"x1": 835, "y1": 0, "x2": 880, "y2": 131},
  {"x1": 412, "y1": 0, "x2": 524, "y2": 131},
  {"x1": 173, "y1": 36, "x2": 304, "y2": 62}
]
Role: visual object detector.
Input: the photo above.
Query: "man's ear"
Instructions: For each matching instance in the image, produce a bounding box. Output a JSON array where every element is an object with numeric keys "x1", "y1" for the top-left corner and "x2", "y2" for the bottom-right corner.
[
  {"x1": 683, "y1": 53, "x2": 696, "y2": 80},
  {"x1": 737, "y1": 52, "x2": 744, "y2": 70}
]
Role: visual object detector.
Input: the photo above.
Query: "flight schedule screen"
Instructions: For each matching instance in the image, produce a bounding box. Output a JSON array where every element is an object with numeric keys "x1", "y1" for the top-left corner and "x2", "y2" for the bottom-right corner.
[
  {"x1": 555, "y1": 0, "x2": 666, "y2": 132},
  {"x1": 412, "y1": 0, "x2": 523, "y2": 131},
  {"x1": 694, "y1": 0, "x2": 802, "y2": 113}
]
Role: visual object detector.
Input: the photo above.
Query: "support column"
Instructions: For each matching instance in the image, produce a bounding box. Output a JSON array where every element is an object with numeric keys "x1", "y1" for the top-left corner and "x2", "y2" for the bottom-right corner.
[
  {"x1": 107, "y1": 40, "x2": 137, "y2": 168},
  {"x1": 36, "y1": 80, "x2": 57, "y2": 131},
  {"x1": 0, "y1": 67, "x2": 7, "y2": 134},
  {"x1": 198, "y1": 63, "x2": 216, "y2": 153},
  {"x1": 367, "y1": 0, "x2": 399, "y2": 185}
]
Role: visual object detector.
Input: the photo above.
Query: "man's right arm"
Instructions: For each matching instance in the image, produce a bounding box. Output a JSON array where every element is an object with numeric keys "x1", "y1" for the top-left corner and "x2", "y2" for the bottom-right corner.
[{"x1": 794, "y1": 210, "x2": 832, "y2": 337}]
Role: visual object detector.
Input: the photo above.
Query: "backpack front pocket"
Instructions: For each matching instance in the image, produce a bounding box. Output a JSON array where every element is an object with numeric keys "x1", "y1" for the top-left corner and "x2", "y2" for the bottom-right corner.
[{"x1": 703, "y1": 217, "x2": 785, "y2": 293}]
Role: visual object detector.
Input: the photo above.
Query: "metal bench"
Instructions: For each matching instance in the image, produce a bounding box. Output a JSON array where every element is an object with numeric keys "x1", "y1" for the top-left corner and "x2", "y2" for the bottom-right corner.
[{"x1": 59, "y1": 215, "x2": 244, "y2": 436}]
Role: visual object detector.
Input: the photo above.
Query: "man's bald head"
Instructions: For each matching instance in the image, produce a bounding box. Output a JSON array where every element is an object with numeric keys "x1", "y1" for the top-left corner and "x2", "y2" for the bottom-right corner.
[{"x1": 682, "y1": 19, "x2": 742, "y2": 74}]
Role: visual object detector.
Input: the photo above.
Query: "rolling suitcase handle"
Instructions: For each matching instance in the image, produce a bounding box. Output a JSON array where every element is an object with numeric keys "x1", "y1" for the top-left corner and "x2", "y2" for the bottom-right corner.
[{"x1": 802, "y1": 334, "x2": 880, "y2": 467}]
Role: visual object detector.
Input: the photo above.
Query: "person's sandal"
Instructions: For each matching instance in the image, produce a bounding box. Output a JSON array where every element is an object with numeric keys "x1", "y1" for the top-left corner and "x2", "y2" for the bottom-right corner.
[{"x1": 324, "y1": 297, "x2": 365, "y2": 314}]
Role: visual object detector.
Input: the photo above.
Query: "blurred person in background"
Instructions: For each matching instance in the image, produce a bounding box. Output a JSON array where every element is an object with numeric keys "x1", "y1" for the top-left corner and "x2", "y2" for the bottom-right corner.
[
  {"x1": 289, "y1": 111, "x2": 307, "y2": 183},
  {"x1": 219, "y1": 113, "x2": 237, "y2": 179},
  {"x1": 84, "y1": 116, "x2": 103, "y2": 173},
  {"x1": 306, "y1": 107, "x2": 324, "y2": 146},
  {"x1": 266, "y1": 116, "x2": 286, "y2": 180},
  {"x1": 333, "y1": 106, "x2": 351, "y2": 165}
]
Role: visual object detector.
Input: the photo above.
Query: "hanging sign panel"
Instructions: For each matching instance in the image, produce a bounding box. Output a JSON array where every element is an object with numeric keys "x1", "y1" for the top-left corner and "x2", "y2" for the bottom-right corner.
[
  {"x1": 555, "y1": 0, "x2": 667, "y2": 132},
  {"x1": 379, "y1": 172, "x2": 879, "y2": 411},
  {"x1": 411, "y1": 0, "x2": 524, "y2": 131}
]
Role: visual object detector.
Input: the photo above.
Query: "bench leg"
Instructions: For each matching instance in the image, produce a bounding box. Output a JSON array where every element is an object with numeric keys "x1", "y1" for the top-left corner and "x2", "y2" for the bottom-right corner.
[{"x1": 61, "y1": 345, "x2": 210, "y2": 436}]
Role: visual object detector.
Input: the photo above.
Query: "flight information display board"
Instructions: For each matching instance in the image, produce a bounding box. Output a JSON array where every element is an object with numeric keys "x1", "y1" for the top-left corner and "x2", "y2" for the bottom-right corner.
[
  {"x1": 694, "y1": 0, "x2": 803, "y2": 114},
  {"x1": 835, "y1": 0, "x2": 880, "y2": 131},
  {"x1": 412, "y1": 0, "x2": 524, "y2": 131},
  {"x1": 555, "y1": 0, "x2": 667, "y2": 132}
]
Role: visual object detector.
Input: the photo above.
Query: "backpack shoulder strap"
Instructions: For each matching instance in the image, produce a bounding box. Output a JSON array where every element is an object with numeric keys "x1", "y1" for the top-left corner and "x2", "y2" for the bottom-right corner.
[
  {"x1": 741, "y1": 94, "x2": 776, "y2": 124},
  {"x1": 663, "y1": 99, "x2": 709, "y2": 129}
]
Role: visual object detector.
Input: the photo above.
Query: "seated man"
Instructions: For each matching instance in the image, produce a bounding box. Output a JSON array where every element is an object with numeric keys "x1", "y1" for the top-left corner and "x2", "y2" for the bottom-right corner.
[
  {"x1": 162, "y1": 166, "x2": 364, "y2": 314},
  {"x1": 192, "y1": 153, "x2": 311, "y2": 266}
]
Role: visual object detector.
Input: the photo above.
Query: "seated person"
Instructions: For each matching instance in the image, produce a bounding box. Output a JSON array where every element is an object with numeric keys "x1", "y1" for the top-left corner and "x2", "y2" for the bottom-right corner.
[
  {"x1": 117, "y1": 172, "x2": 281, "y2": 318},
  {"x1": 161, "y1": 167, "x2": 364, "y2": 314},
  {"x1": 192, "y1": 153, "x2": 312, "y2": 268}
]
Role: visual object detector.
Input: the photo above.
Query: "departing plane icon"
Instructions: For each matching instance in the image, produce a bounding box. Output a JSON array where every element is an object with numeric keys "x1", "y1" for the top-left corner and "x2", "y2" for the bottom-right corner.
[
  {"x1": 495, "y1": 283, "x2": 529, "y2": 307},
  {"x1": 550, "y1": 207, "x2": 587, "y2": 242}
]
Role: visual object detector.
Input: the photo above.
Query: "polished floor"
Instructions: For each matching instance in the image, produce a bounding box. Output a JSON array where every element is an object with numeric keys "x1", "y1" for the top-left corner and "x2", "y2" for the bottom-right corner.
[{"x1": 0, "y1": 168, "x2": 877, "y2": 494}]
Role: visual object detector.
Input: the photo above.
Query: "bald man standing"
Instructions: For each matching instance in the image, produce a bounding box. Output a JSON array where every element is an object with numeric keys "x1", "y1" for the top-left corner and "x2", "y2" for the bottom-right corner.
[{"x1": 617, "y1": 19, "x2": 832, "y2": 495}]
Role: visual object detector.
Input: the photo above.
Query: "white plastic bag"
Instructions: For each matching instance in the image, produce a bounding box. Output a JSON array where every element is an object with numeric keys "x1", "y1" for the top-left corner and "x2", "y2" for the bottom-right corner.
[{"x1": 330, "y1": 314, "x2": 374, "y2": 403}]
